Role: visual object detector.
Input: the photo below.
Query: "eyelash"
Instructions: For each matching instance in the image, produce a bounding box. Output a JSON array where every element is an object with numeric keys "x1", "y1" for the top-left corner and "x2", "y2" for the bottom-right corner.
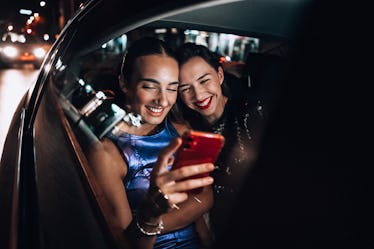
[
  {"x1": 179, "y1": 87, "x2": 190, "y2": 93},
  {"x1": 143, "y1": 85, "x2": 156, "y2": 90},
  {"x1": 143, "y1": 85, "x2": 177, "y2": 92}
]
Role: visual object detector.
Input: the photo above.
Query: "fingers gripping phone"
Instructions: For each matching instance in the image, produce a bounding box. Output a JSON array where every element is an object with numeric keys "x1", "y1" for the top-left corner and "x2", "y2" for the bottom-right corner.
[{"x1": 172, "y1": 130, "x2": 225, "y2": 180}]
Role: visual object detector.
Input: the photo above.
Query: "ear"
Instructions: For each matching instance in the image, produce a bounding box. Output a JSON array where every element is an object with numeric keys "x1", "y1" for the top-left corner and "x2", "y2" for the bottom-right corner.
[
  {"x1": 218, "y1": 66, "x2": 225, "y2": 85},
  {"x1": 118, "y1": 74, "x2": 128, "y2": 93}
]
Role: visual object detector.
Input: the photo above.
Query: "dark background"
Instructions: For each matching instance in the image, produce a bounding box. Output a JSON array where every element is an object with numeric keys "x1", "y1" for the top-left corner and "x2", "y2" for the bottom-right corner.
[{"x1": 216, "y1": 1, "x2": 372, "y2": 248}]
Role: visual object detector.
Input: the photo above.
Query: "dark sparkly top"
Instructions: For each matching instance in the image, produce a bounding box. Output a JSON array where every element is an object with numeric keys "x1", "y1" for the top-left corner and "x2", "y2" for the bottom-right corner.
[
  {"x1": 185, "y1": 97, "x2": 267, "y2": 237},
  {"x1": 188, "y1": 97, "x2": 266, "y2": 191}
]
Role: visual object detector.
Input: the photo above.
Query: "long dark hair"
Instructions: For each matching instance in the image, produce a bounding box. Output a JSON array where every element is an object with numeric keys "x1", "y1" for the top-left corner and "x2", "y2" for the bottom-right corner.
[{"x1": 120, "y1": 37, "x2": 177, "y2": 83}]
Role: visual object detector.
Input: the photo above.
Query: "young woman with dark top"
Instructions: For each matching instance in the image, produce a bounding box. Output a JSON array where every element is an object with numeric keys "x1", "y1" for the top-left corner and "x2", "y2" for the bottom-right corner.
[{"x1": 176, "y1": 43, "x2": 267, "y2": 243}]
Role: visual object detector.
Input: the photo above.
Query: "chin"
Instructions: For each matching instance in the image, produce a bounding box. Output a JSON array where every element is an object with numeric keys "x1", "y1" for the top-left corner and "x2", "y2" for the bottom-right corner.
[{"x1": 146, "y1": 116, "x2": 166, "y2": 125}]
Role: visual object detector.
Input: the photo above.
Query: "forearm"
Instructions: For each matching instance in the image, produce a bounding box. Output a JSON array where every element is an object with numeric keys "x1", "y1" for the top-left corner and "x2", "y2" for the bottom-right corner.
[{"x1": 160, "y1": 185, "x2": 213, "y2": 233}]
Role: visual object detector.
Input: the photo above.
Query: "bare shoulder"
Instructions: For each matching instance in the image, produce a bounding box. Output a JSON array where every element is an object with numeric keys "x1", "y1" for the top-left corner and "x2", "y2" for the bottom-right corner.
[
  {"x1": 87, "y1": 137, "x2": 127, "y2": 177},
  {"x1": 88, "y1": 137, "x2": 116, "y2": 156}
]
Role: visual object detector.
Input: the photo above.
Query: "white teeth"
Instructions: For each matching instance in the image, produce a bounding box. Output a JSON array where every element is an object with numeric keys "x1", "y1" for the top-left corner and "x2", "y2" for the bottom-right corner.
[
  {"x1": 196, "y1": 97, "x2": 210, "y2": 107},
  {"x1": 148, "y1": 106, "x2": 163, "y2": 113}
]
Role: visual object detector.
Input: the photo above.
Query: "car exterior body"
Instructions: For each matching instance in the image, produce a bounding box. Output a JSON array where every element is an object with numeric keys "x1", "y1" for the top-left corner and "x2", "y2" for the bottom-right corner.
[
  {"x1": 0, "y1": 0, "x2": 370, "y2": 249},
  {"x1": 0, "y1": 32, "x2": 52, "y2": 68}
]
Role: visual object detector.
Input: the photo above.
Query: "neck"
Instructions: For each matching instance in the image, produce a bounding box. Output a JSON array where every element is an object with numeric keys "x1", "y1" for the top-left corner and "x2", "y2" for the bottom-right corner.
[
  {"x1": 206, "y1": 95, "x2": 228, "y2": 125},
  {"x1": 114, "y1": 121, "x2": 163, "y2": 136}
]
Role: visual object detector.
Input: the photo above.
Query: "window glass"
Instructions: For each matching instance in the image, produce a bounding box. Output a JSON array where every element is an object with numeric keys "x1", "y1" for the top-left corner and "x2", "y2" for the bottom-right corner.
[{"x1": 53, "y1": 25, "x2": 284, "y2": 144}]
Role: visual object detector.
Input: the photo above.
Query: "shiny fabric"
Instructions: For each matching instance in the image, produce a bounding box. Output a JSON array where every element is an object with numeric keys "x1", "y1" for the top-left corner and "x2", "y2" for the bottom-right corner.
[
  {"x1": 108, "y1": 119, "x2": 199, "y2": 248},
  {"x1": 186, "y1": 97, "x2": 267, "y2": 239},
  {"x1": 154, "y1": 225, "x2": 199, "y2": 249}
]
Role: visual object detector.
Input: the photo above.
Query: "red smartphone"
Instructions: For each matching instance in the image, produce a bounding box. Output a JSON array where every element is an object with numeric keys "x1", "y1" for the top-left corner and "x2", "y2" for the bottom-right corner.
[{"x1": 172, "y1": 130, "x2": 225, "y2": 180}]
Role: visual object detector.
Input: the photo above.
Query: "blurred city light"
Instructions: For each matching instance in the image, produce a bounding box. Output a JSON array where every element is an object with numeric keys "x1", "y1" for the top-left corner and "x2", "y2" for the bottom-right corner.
[
  {"x1": 34, "y1": 47, "x2": 47, "y2": 58},
  {"x1": 3, "y1": 46, "x2": 18, "y2": 58},
  {"x1": 19, "y1": 9, "x2": 32, "y2": 15}
]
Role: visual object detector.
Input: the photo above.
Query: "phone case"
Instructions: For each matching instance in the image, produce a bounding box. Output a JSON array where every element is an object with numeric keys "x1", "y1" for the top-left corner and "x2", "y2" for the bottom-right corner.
[{"x1": 172, "y1": 130, "x2": 225, "y2": 179}]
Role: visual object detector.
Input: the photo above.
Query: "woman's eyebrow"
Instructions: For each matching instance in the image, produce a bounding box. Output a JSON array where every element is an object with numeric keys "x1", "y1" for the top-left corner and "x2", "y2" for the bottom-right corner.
[
  {"x1": 141, "y1": 78, "x2": 179, "y2": 86},
  {"x1": 140, "y1": 78, "x2": 160, "y2": 84},
  {"x1": 169, "y1": 81, "x2": 179, "y2": 86},
  {"x1": 197, "y1": 73, "x2": 210, "y2": 81},
  {"x1": 179, "y1": 83, "x2": 189, "y2": 88}
]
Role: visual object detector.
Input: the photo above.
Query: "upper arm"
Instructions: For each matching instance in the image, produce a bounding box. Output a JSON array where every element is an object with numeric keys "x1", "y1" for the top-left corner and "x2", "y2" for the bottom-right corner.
[{"x1": 87, "y1": 138, "x2": 132, "y2": 229}]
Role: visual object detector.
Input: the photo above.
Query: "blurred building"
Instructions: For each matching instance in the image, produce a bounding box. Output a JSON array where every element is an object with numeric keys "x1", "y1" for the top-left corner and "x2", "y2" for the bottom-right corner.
[{"x1": 1, "y1": 0, "x2": 83, "y2": 42}]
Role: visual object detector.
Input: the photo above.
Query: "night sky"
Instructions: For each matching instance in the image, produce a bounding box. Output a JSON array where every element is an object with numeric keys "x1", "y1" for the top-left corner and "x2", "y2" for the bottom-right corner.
[
  {"x1": 0, "y1": 3, "x2": 17, "y2": 17},
  {"x1": 1, "y1": 0, "x2": 54, "y2": 19},
  {"x1": 1, "y1": 0, "x2": 40, "y2": 13}
]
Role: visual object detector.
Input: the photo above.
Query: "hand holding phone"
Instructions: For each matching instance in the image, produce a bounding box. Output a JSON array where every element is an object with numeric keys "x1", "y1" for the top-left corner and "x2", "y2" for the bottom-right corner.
[{"x1": 172, "y1": 130, "x2": 225, "y2": 180}]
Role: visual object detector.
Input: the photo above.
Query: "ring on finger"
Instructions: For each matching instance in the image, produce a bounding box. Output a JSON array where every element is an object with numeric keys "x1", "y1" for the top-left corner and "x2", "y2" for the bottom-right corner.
[{"x1": 171, "y1": 203, "x2": 180, "y2": 210}]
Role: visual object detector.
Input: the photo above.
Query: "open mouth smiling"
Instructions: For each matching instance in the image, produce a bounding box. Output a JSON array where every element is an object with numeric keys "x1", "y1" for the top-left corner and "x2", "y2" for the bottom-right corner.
[
  {"x1": 194, "y1": 96, "x2": 212, "y2": 110},
  {"x1": 146, "y1": 105, "x2": 164, "y2": 116}
]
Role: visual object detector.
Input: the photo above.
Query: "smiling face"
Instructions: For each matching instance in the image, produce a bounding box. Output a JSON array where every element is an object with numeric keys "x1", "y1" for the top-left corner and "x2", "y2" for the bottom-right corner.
[
  {"x1": 122, "y1": 54, "x2": 179, "y2": 129},
  {"x1": 178, "y1": 56, "x2": 226, "y2": 124}
]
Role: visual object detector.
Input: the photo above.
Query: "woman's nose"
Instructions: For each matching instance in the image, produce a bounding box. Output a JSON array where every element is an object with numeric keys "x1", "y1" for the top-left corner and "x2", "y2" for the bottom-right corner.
[
  {"x1": 191, "y1": 87, "x2": 203, "y2": 100},
  {"x1": 155, "y1": 91, "x2": 169, "y2": 106}
]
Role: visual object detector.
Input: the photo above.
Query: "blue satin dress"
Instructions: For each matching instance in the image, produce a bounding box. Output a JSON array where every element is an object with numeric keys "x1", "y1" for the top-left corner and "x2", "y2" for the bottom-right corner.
[{"x1": 108, "y1": 119, "x2": 200, "y2": 249}]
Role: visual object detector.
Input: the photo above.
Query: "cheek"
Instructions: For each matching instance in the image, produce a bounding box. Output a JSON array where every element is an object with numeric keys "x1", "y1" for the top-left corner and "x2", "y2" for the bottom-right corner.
[
  {"x1": 208, "y1": 81, "x2": 222, "y2": 95},
  {"x1": 182, "y1": 96, "x2": 196, "y2": 109},
  {"x1": 180, "y1": 93, "x2": 191, "y2": 104},
  {"x1": 169, "y1": 94, "x2": 178, "y2": 105},
  {"x1": 162, "y1": 91, "x2": 177, "y2": 108},
  {"x1": 132, "y1": 91, "x2": 151, "y2": 106}
]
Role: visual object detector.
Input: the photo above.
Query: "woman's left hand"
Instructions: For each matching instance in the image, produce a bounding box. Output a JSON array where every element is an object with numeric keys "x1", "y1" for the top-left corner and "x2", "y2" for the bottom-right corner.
[{"x1": 149, "y1": 137, "x2": 214, "y2": 208}]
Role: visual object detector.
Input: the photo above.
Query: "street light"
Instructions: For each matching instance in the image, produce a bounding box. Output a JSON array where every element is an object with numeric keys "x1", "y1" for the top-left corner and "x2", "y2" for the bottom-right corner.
[{"x1": 19, "y1": 9, "x2": 32, "y2": 15}]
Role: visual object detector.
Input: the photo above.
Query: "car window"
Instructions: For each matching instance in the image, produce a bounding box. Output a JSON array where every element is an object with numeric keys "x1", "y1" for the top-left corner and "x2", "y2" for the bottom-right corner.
[
  {"x1": 47, "y1": 3, "x2": 294, "y2": 246},
  {"x1": 53, "y1": 25, "x2": 286, "y2": 142}
]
